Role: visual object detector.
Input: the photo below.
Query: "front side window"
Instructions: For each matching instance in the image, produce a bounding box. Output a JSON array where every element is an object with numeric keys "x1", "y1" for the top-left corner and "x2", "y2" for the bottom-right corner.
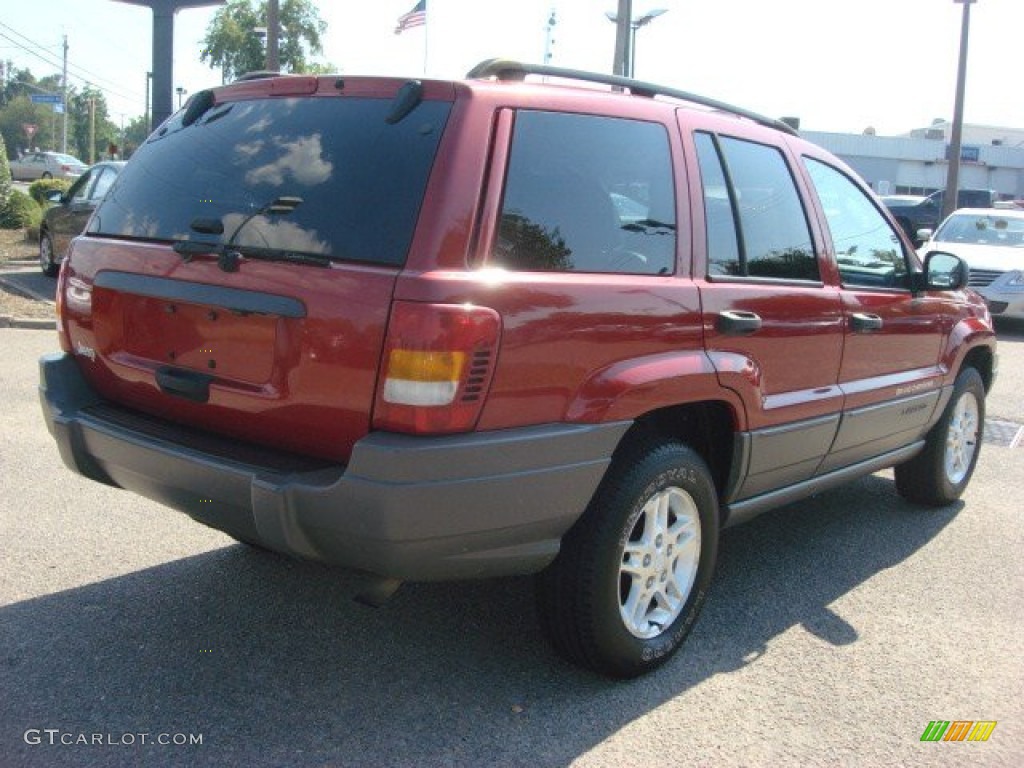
[
  {"x1": 68, "y1": 170, "x2": 94, "y2": 204},
  {"x1": 492, "y1": 111, "x2": 676, "y2": 275},
  {"x1": 695, "y1": 132, "x2": 818, "y2": 281},
  {"x1": 804, "y1": 158, "x2": 908, "y2": 288},
  {"x1": 89, "y1": 168, "x2": 116, "y2": 201}
]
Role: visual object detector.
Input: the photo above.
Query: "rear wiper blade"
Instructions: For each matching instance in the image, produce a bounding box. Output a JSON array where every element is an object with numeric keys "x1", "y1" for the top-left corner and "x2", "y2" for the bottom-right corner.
[
  {"x1": 173, "y1": 240, "x2": 222, "y2": 261},
  {"x1": 172, "y1": 240, "x2": 330, "y2": 270},
  {"x1": 233, "y1": 247, "x2": 331, "y2": 268}
]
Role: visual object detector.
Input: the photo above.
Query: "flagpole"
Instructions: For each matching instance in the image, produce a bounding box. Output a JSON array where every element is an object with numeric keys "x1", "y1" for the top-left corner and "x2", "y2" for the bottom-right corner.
[{"x1": 423, "y1": 13, "x2": 429, "y2": 76}]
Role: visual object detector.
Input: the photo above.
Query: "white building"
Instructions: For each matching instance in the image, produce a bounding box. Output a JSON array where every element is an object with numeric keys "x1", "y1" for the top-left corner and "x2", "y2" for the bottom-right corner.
[{"x1": 803, "y1": 123, "x2": 1024, "y2": 200}]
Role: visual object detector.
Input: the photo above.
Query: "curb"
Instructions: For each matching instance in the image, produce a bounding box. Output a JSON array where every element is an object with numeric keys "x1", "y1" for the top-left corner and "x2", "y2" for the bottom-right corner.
[
  {"x1": 0, "y1": 273, "x2": 56, "y2": 305},
  {"x1": 0, "y1": 315, "x2": 56, "y2": 330}
]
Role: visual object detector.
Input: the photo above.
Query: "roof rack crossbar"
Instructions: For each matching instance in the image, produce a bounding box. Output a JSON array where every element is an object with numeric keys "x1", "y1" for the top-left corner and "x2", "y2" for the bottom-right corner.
[{"x1": 466, "y1": 58, "x2": 798, "y2": 137}]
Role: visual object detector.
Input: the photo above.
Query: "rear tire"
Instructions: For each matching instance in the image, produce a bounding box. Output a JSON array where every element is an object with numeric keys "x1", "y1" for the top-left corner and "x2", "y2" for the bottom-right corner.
[
  {"x1": 895, "y1": 367, "x2": 985, "y2": 506},
  {"x1": 41, "y1": 171, "x2": 52, "y2": 180},
  {"x1": 536, "y1": 438, "x2": 719, "y2": 678},
  {"x1": 39, "y1": 230, "x2": 59, "y2": 277}
]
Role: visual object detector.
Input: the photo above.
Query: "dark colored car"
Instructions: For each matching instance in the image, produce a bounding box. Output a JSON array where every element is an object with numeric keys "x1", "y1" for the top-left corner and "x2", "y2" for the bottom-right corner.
[
  {"x1": 39, "y1": 161, "x2": 125, "y2": 276},
  {"x1": 885, "y1": 187, "x2": 997, "y2": 244},
  {"x1": 39, "y1": 62, "x2": 996, "y2": 678}
]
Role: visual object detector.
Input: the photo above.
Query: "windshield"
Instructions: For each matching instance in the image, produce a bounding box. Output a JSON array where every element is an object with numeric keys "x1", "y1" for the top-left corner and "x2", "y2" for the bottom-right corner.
[
  {"x1": 935, "y1": 213, "x2": 1024, "y2": 247},
  {"x1": 89, "y1": 95, "x2": 451, "y2": 266}
]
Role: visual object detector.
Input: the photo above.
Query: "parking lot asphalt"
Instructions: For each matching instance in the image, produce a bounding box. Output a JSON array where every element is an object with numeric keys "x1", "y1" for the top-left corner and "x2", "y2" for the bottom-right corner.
[{"x1": 1, "y1": 327, "x2": 1022, "y2": 768}]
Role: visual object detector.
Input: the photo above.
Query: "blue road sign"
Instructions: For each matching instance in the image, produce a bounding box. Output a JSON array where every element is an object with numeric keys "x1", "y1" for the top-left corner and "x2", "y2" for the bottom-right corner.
[{"x1": 30, "y1": 94, "x2": 63, "y2": 104}]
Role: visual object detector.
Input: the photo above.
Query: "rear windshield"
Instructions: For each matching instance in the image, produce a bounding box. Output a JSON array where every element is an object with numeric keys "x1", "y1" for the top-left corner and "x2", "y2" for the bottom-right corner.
[{"x1": 89, "y1": 95, "x2": 452, "y2": 266}]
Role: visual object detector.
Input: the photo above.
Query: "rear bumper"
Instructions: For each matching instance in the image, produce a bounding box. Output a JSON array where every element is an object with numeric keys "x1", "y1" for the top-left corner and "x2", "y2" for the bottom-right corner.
[{"x1": 39, "y1": 353, "x2": 627, "y2": 580}]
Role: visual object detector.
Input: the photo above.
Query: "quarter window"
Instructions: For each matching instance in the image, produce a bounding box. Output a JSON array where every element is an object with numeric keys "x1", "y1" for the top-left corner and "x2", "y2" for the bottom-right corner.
[
  {"x1": 695, "y1": 132, "x2": 818, "y2": 282},
  {"x1": 493, "y1": 111, "x2": 676, "y2": 275},
  {"x1": 804, "y1": 158, "x2": 908, "y2": 288}
]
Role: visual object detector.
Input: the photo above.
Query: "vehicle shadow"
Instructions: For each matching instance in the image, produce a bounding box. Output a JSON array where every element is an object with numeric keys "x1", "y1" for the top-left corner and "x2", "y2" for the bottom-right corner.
[
  {"x1": 994, "y1": 316, "x2": 1024, "y2": 340},
  {"x1": 0, "y1": 475, "x2": 959, "y2": 768}
]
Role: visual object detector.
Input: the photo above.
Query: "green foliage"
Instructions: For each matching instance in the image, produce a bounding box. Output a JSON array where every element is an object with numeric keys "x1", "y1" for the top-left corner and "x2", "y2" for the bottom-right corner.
[
  {"x1": 28, "y1": 177, "x2": 72, "y2": 206},
  {"x1": 201, "y1": 0, "x2": 328, "y2": 82},
  {"x1": 0, "y1": 188, "x2": 42, "y2": 230}
]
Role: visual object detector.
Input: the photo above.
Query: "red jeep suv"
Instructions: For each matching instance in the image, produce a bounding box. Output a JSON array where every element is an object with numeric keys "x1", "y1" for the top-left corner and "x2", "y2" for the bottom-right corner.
[{"x1": 39, "y1": 61, "x2": 996, "y2": 678}]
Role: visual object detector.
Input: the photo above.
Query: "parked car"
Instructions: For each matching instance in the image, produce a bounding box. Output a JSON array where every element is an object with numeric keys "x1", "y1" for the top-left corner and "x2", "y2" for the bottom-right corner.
[
  {"x1": 38, "y1": 161, "x2": 125, "y2": 276},
  {"x1": 884, "y1": 188, "x2": 996, "y2": 244},
  {"x1": 39, "y1": 61, "x2": 996, "y2": 679},
  {"x1": 918, "y1": 207, "x2": 1024, "y2": 320},
  {"x1": 9, "y1": 151, "x2": 88, "y2": 181}
]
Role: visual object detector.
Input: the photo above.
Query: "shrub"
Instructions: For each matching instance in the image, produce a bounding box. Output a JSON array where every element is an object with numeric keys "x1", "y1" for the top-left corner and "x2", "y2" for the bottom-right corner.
[
  {"x1": 28, "y1": 178, "x2": 72, "y2": 206},
  {"x1": 0, "y1": 189, "x2": 43, "y2": 230}
]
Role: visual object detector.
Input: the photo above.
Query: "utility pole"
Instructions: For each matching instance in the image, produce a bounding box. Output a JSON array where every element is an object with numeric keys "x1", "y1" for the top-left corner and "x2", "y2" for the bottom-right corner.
[
  {"x1": 612, "y1": 0, "x2": 632, "y2": 77},
  {"x1": 88, "y1": 94, "x2": 96, "y2": 164},
  {"x1": 144, "y1": 71, "x2": 152, "y2": 133},
  {"x1": 943, "y1": 0, "x2": 976, "y2": 221},
  {"x1": 267, "y1": 0, "x2": 280, "y2": 72},
  {"x1": 61, "y1": 34, "x2": 68, "y2": 153}
]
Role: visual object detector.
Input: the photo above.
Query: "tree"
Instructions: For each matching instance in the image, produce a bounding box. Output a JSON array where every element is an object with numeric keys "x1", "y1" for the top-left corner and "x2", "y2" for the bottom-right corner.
[
  {"x1": 201, "y1": 0, "x2": 328, "y2": 82},
  {"x1": 68, "y1": 86, "x2": 118, "y2": 163}
]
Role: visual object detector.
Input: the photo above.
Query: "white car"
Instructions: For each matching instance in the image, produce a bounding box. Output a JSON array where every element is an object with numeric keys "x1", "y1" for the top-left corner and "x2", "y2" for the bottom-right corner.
[
  {"x1": 918, "y1": 207, "x2": 1024, "y2": 320},
  {"x1": 9, "y1": 151, "x2": 88, "y2": 181}
]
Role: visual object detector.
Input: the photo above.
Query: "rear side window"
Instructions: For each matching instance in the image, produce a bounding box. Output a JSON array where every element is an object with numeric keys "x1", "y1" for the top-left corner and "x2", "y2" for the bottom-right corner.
[
  {"x1": 492, "y1": 111, "x2": 676, "y2": 275},
  {"x1": 695, "y1": 132, "x2": 818, "y2": 282},
  {"x1": 89, "y1": 96, "x2": 452, "y2": 266}
]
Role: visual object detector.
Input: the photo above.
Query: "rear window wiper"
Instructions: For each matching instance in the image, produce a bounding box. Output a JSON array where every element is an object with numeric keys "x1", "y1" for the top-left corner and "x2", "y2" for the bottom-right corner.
[
  {"x1": 172, "y1": 240, "x2": 331, "y2": 270},
  {"x1": 172, "y1": 196, "x2": 325, "y2": 272}
]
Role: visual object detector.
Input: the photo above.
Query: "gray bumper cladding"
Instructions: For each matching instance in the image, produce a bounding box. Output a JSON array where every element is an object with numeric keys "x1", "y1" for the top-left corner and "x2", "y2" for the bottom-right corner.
[{"x1": 39, "y1": 352, "x2": 629, "y2": 580}]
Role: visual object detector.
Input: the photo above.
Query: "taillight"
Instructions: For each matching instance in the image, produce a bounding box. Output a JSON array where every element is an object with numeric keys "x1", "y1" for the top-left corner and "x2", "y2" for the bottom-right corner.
[{"x1": 373, "y1": 301, "x2": 501, "y2": 434}]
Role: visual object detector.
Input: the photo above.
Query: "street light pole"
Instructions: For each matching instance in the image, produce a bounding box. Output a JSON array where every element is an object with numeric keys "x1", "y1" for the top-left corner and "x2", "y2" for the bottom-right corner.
[
  {"x1": 612, "y1": 0, "x2": 632, "y2": 77},
  {"x1": 606, "y1": 7, "x2": 668, "y2": 78},
  {"x1": 943, "y1": 0, "x2": 976, "y2": 221}
]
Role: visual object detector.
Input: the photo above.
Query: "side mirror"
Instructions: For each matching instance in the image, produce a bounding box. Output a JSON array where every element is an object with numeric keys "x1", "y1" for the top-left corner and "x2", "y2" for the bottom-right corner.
[
  {"x1": 915, "y1": 228, "x2": 933, "y2": 243},
  {"x1": 45, "y1": 189, "x2": 66, "y2": 204},
  {"x1": 923, "y1": 250, "x2": 969, "y2": 291}
]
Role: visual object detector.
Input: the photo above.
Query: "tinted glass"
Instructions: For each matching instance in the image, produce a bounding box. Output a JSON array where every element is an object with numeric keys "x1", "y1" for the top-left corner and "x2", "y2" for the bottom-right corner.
[
  {"x1": 804, "y1": 158, "x2": 908, "y2": 288},
  {"x1": 694, "y1": 132, "x2": 741, "y2": 276},
  {"x1": 89, "y1": 97, "x2": 452, "y2": 266},
  {"x1": 716, "y1": 136, "x2": 817, "y2": 281},
  {"x1": 493, "y1": 111, "x2": 676, "y2": 274}
]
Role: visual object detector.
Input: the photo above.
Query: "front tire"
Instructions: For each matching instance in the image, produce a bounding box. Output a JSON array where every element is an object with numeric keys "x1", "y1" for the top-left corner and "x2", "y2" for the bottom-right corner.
[
  {"x1": 895, "y1": 367, "x2": 985, "y2": 506},
  {"x1": 536, "y1": 439, "x2": 719, "y2": 678}
]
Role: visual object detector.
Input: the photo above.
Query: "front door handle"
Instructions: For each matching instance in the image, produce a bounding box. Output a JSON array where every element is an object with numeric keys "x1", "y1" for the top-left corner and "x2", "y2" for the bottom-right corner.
[
  {"x1": 716, "y1": 310, "x2": 763, "y2": 336},
  {"x1": 850, "y1": 312, "x2": 884, "y2": 332}
]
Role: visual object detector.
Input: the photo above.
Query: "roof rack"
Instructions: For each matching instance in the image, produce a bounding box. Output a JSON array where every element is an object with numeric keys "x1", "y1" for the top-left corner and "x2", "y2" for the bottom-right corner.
[{"x1": 466, "y1": 58, "x2": 798, "y2": 137}]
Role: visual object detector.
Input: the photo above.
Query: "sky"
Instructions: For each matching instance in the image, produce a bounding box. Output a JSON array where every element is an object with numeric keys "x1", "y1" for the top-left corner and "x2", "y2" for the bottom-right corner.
[{"x1": 0, "y1": 0, "x2": 1022, "y2": 137}]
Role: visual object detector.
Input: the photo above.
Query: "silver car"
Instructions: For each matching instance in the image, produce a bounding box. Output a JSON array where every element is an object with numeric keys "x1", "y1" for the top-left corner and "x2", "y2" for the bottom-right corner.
[
  {"x1": 918, "y1": 208, "x2": 1024, "y2": 320},
  {"x1": 9, "y1": 151, "x2": 88, "y2": 181}
]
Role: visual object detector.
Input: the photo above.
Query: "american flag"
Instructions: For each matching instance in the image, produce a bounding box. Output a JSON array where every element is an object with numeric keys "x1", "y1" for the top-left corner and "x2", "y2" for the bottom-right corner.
[{"x1": 395, "y1": 1, "x2": 426, "y2": 34}]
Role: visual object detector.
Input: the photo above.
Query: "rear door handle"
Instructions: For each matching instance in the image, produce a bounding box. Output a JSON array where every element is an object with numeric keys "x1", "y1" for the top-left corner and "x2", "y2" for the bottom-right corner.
[
  {"x1": 850, "y1": 312, "x2": 884, "y2": 332},
  {"x1": 716, "y1": 310, "x2": 763, "y2": 336}
]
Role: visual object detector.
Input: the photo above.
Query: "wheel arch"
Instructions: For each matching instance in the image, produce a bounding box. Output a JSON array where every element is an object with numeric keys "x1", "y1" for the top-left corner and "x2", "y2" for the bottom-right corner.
[{"x1": 613, "y1": 401, "x2": 738, "y2": 518}]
